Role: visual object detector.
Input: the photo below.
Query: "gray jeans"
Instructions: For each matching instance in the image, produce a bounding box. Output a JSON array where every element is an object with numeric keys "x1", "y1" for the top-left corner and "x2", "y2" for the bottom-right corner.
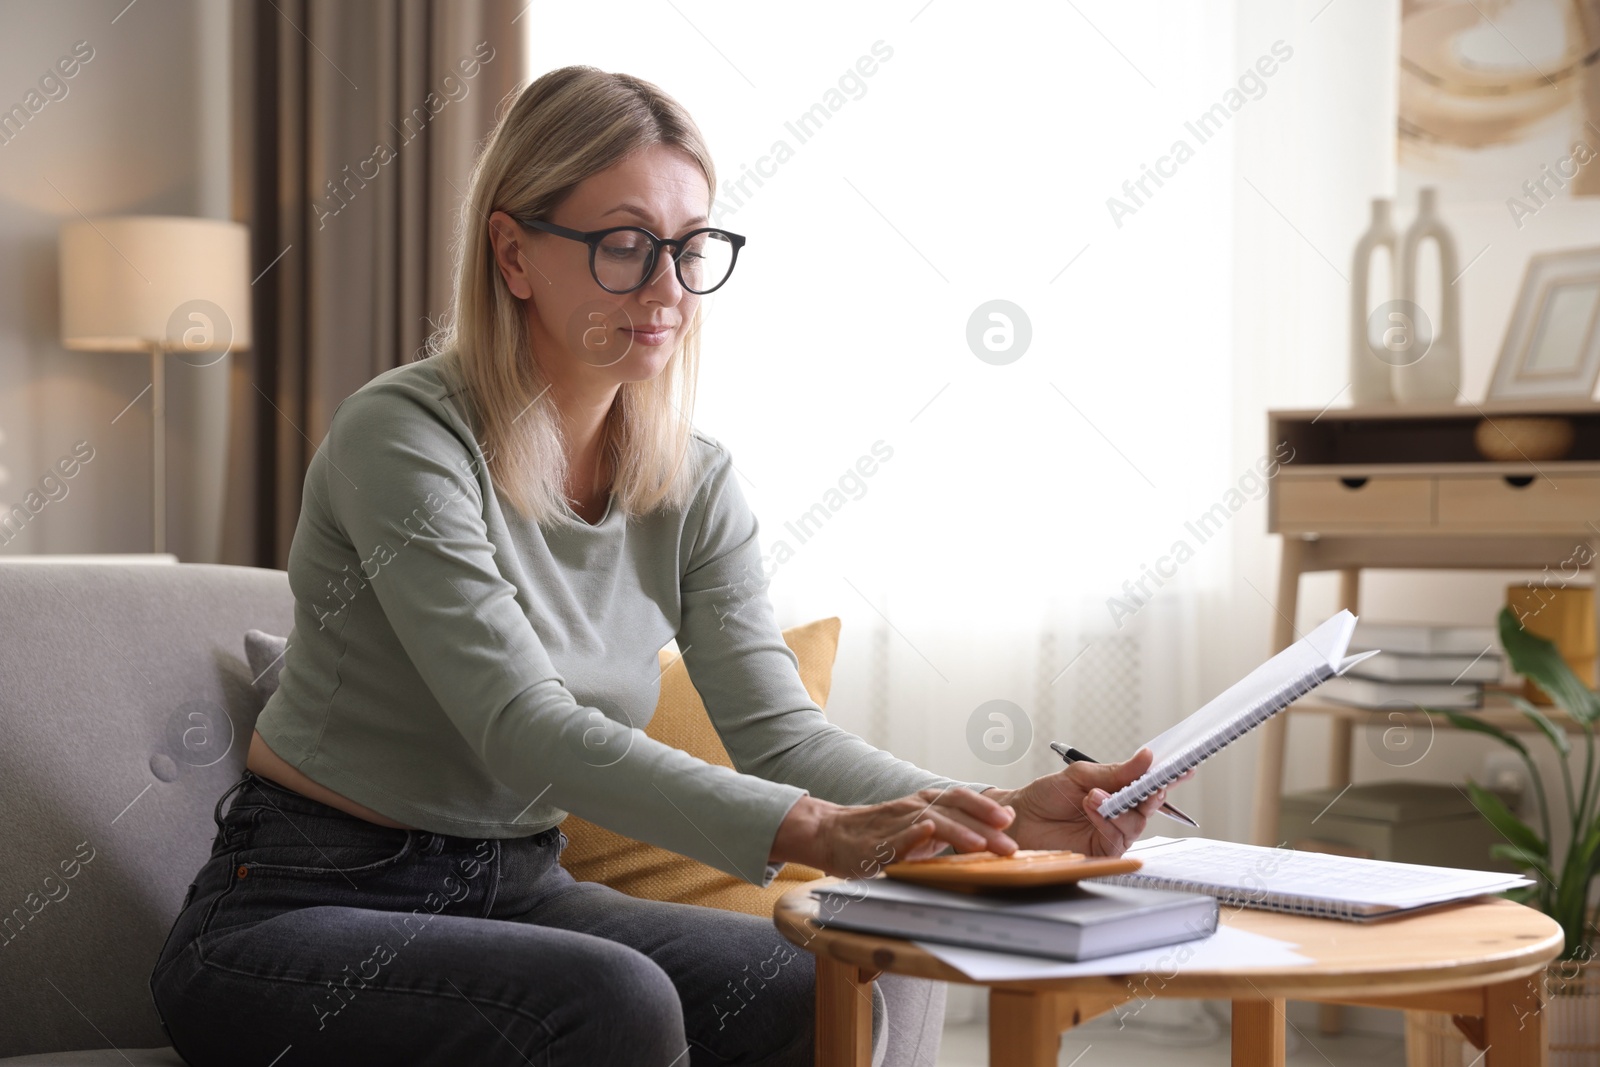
[{"x1": 149, "y1": 770, "x2": 941, "y2": 1065}]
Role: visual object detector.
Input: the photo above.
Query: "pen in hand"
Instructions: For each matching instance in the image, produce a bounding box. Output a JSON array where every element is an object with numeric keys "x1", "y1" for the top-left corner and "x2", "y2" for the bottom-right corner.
[{"x1": 1049, "y1": 742, "x2": 1199, "y2": 828}]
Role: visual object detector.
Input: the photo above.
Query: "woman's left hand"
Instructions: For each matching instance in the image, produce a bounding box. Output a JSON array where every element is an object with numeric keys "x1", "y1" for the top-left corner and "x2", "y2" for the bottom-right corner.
[{"x1": 981, "y1": 747, "x2": 1181, "y2": 858}]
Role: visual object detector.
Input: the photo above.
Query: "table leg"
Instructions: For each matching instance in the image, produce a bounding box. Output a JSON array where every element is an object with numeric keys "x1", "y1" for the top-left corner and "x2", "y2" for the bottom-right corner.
[
  {"x1": 1481, "y1": 975, "x2": 1546, "y2": 1067},
  {"x1": 1232, "y1": 997, "x2": 1286, "y2": 1067},
  {"x1": 814, "y1": 955, "x2": 874, "y2": 1067},
  {"x1": 1317, "y1": 567, "x2": 1360, "y2": 1040},
  {"x1": 990, "y1": 989, "x2": 1061, "y2": 1067},
  {"x1": 1251, "y1": 537, "x2": 1304, "y2": 846}
]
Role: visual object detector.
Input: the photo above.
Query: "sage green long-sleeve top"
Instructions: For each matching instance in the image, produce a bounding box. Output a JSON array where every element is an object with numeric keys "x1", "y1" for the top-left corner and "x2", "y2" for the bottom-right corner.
[{"x1": 255, "y1": 353, "x2": 995, "y2": 886}]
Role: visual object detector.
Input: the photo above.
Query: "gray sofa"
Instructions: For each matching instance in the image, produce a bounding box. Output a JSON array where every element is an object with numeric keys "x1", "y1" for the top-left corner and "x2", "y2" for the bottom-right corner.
[
  {"x1": 0, "y1": 562, "x2": 289, "y2": 1065},
  {"x1": 0, "y1": 561, "x2": 945, "y2": 1065}
]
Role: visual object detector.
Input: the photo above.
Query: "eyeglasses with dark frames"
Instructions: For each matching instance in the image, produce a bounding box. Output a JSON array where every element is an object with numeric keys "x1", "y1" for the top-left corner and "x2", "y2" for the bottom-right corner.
[{"x1": 510, "y1": 215, "x2": 746, "y2": 295}]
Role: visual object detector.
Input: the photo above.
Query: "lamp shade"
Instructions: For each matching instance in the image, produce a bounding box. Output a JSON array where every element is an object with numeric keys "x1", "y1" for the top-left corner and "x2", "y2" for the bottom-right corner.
[{"x1": 58, "y1": 216, "x2": 252, "y2": 354}]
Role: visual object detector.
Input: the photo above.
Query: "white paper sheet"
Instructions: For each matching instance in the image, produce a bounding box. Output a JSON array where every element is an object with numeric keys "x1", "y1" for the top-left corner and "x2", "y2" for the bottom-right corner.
[{"x1": 912, "y1": 924, "x2": 1312, "y2": 981}]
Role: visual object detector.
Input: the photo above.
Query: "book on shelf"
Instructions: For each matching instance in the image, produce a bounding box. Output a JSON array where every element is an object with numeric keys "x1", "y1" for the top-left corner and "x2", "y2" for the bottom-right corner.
[
  {"x1": 1317, "y1": 675, "x2": 1484, "y2": 709},
  {"x1": 810, "y1": 877, "x2": 1219, "y2": 962},
  {"x1": 1345, "y1": 651, "x2": 1501, "y2": 684},
  {"x1": 1350, "y1": 622, "x2": 1499, "y2": 658},
  {"x1": 1090, "y1": 837, "x2": 1531, "y2": 921},
  {"x1": 1097, "y1": 609, "x2": 1377, "y2": 821}
]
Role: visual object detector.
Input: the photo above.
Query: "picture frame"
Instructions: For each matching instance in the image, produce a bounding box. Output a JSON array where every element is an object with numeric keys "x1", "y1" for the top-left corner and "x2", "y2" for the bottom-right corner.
[{"x1": 1486, "y1": 246, "x2": 1600, "y2": 401}]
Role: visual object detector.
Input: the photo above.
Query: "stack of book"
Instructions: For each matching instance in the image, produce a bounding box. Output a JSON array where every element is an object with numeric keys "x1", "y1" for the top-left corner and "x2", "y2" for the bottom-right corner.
[
  {"x1": 812, "y1": 878, "x2": 1220, "y2": 962},
  {"x1": 810, "y1": 837, "x2": 1534, "y2": 961},
  {"x1": 1317, "y1": 622, "x2": 1501, "y2": 710}
]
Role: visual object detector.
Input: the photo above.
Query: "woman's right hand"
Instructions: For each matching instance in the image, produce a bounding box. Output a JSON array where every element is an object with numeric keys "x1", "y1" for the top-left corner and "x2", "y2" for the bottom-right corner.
[{"x1": 767, "y1": 787, "x2": 1018, "y2": 880}]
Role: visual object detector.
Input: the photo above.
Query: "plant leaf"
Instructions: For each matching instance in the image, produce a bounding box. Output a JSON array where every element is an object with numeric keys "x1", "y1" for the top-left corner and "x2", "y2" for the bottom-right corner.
[
  {"x1": 1438, "y1": 708, "x2": 1530, "y2": 759},
  {"x1": 1503, "y1": 884, "x2": 1540, "y2": 905},
  {"x1": 1468, "y1": 780, "x2": 1547, "y2": 858},
  {"x1": 1575, "y1": 821, "x2": 1600, "y2": 881},
  {"x1": 1511, "y1": 696, "x2": 1572, "y2": 757},
  {"x1": 1499, "y1": 606, "x2": 1600, "y2": 724},
  {"x1": 1490, "y1": 842, "x2": 1554, "y2": 882}
]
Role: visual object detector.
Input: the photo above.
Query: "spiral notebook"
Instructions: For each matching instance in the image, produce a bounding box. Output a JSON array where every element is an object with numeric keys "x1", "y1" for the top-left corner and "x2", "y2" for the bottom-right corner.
[
  {"x1": 1098, "y1": 609, "x2": 1376, "y2": 821},
  {"x1": 1091, "y1": 836, "x2": 1532, "y2": 921}
]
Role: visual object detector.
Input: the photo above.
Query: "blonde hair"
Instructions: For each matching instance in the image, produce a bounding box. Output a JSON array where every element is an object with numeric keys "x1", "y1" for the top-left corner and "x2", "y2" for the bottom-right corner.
[{"x1": 426, "y1": 65, "x2": 714, "y2": 525}]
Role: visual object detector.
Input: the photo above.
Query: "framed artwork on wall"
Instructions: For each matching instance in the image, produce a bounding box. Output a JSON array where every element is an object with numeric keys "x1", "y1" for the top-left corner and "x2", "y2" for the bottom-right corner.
[{"x1": 1397, "y1": 1, "x2": 1600, "y2": 207}]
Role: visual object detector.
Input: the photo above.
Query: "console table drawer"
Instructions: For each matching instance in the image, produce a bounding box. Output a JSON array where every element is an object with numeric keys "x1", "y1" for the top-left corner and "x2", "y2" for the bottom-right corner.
[
  {"x1": 1437, "y1": 475, "x2": 1600, "y2": 527},
  {"x1": 1276, "y1": 476, "x2": 1433, "y2": 528}
]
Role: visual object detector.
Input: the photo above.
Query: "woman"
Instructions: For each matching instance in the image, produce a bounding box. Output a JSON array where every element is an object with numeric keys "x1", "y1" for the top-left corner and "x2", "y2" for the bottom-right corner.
[{"x1": 149, "y1": 64, "x2": 1173, "y2": 1066}]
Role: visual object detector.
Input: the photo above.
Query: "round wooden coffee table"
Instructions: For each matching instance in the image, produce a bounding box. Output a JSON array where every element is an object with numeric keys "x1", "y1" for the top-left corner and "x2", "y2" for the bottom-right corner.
[{"x1": 775, "y1": 879, "x2": 1563, "y2": 1067}]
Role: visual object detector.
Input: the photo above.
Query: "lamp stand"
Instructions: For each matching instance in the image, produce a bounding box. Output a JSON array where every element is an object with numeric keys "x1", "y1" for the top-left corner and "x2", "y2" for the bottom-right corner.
[{"x1": 150, "y1": 342, "x2": 165, "y2": 554}]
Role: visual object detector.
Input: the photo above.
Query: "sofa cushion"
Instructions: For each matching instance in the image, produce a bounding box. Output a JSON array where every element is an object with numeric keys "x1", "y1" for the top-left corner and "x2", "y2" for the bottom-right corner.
[
  {"x1": 558, "y1": 618, "x2": 835, "y2": 914},
  {"x1": 243, "y1": 628, "x2": 288, "y2": 701}
]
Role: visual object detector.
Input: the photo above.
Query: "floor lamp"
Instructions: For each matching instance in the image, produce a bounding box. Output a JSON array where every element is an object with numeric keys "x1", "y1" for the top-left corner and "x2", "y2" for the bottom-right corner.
[{"x1": 58, "y1": 217, "x2": 252, "y2": 554}]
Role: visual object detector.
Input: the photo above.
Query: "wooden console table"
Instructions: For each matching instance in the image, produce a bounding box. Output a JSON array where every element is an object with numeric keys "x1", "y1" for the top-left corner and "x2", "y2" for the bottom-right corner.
[{"x1": 1251, "y1": 400, "x2": 1600, "y2": 847}]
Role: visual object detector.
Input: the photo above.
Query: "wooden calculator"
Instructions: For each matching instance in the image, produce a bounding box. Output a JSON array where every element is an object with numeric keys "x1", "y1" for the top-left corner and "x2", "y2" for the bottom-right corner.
[{"x1": 881, "y1": 849, "x2": 1142, "y2": 889}]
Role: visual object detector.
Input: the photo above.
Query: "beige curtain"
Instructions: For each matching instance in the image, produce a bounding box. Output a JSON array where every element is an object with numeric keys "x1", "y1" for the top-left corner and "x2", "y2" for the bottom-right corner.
[{"x1": 223, "y1": 0, "x2": 526, "y2": 568}]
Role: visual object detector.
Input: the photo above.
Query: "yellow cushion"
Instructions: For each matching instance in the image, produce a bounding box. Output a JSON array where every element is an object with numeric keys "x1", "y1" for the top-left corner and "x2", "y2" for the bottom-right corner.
[{"x1": 559, "y1": 617, "x2": 836, "y2": 916}]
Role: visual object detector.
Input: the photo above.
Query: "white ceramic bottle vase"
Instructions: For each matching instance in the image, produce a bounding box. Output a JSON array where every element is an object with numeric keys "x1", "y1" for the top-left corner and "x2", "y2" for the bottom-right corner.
[
  {"x1": 1392, "y1": 186, "x2": 1461, "y2": 403},
  {"x1": 1349, "y1": 197, "x2": 1397, "y2": 404}
]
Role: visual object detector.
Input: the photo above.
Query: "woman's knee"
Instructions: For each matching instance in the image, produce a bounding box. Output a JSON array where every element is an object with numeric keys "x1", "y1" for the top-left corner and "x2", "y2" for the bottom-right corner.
[
  {"x1": 693, "y1": 932, "x2": 816, "y2": 1065},
  {"x1": 562, "y1": 938, "x2": 687, "y2": 1063}
]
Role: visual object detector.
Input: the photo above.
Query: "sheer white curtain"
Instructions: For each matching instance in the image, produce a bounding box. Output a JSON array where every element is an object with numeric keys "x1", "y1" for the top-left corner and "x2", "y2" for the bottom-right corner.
[
  {"x1": 1212, "y1": 0, "x2": 1405, "y2": 844},
  {"x1": 526, "y1": 0, "x2": 1238, "y2": 809}
]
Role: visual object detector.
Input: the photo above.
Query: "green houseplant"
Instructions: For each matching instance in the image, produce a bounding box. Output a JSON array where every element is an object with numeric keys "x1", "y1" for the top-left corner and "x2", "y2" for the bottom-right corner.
[{"x1": 1438, "y1": 605, "x2": 1600, "y2": 961}]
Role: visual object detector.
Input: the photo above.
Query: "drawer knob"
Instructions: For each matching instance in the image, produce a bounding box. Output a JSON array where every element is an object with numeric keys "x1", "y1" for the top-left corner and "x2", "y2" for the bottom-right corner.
[
  {"x1": 1339, "y1": 477, "x2": 1369, "y2": 490},
  {"x1": 1504, "y1": 475, "x2": 1535, "y2": 489}
]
